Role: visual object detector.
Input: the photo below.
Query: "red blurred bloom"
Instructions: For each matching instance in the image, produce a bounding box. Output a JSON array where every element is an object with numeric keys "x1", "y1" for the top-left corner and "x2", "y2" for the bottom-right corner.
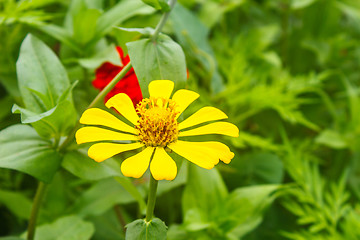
[{"x1": 92, "y1": 46, "x2": 143, "y2": 105}]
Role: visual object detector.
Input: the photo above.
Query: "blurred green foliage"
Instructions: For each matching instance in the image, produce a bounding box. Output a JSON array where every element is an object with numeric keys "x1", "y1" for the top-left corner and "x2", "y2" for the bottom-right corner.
[{"x1": 1, "y1": 0, "x2": 360, "y2": 239}]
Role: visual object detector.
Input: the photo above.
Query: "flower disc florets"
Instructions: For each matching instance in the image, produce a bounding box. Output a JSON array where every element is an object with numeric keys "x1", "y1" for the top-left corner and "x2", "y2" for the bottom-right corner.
[{"x1": 135, "y1": 97, "x2": 179, "y2": 147}]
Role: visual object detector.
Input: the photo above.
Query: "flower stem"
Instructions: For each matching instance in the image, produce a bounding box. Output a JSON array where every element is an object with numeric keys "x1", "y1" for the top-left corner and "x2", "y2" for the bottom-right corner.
[
  {"x1": 88, "y1": 62, "x2": 132, "y2": 109},
  {"x1": 27, "y1": 181, "x2": 47, "y2": 240},
  {"x1": 151, "y1": 0, "x2": 177, "y2": 42},
  {"x1": 145, "y1": 174, "x2": 158, "y2": 222},
  {"x1": 58, "y1": 62, "x2": 132, "y2": 152}
]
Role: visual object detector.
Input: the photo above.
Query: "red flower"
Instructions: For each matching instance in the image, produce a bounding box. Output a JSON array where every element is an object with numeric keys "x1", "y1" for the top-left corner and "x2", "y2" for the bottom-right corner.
[{"x1": 92, "y1": 46, "x2": 143, "y2": 105}]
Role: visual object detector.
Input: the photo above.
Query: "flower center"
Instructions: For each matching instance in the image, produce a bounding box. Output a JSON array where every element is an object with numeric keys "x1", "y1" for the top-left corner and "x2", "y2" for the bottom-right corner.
[{"x1": 135, "y1": 97, "x2": 179, "y2": 147}]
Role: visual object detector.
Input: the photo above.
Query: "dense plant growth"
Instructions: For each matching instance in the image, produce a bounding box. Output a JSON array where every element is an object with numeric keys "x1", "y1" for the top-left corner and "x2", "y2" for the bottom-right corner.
[{"x1": 0, "y1": 0, "x2": 360, "y2": 239}]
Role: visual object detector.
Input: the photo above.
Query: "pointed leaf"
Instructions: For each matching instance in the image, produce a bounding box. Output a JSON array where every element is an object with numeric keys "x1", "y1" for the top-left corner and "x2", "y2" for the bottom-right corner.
[
  {"x1": 170, "y1": 4, "x2": 224, "y2": 93},
  {"x1": 0, "y1": 190, "x2": 32, "y2": 219},
  {"x1": 94, "y1": 0, "x2": 154, "y2": 42},
  {"x1": 16, "y1": 34, "x2": 70, "y2": 112},
  {"x1": 125, "y1": 218, "x2": 167, "y2": 240},
  {"x1": 141, "y1": 0, "x2": 170, "y2": 12},
  {"x1": 12, "y1": 83, "x2": 77, "y2": 138},
  {"x1": 27, "y1": 215, "x2": 94, "y2": 240},
  {"x1": 0, "y1": 125, "x2": 61, "y2": 183},
  {"x1": 73, "y1": 8, "x2": 101, "y2": 45},
  {"x1": 72, "y1": 178, "x2": 142, "y2": 217},
  {"x1": 315, "y1": 130, "x2": 348, "y2": 149},
  {"x1": 62, "y1": 150, "x2": 122, "y2": 180},
  {"x1": 226, "y1": 184, "x2": 280, "y2": 238},
  {"x1": 127, "y1": 35, "x2": 187, "y2": 97},
  {"x1": 182, "y1": 165, "x2": 228, "y2": 220},
  {"x1": 15, "y1": 35, "x2": 77, "y2": 138}
]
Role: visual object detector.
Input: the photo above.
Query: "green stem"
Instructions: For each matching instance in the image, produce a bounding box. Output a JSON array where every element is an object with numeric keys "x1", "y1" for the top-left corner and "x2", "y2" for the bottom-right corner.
[
  {"x1": 58, "y1": 62, "x2": 132, "y2": 152},
  {"x1": 27, "y1": 182, "x2": 47, "y2": 240},
  {"x1": 114, "y1": 205, "x2": 127, "y2": 233},
  {"x1": 151, "y1": 0, "x2": 177, "y2": 42},
  {"x1": 88, "y1": 62, "x2": 132, "y2": 109},
  {"x1": 145, "y1": 174, "x2": 158, "y2": 222}
]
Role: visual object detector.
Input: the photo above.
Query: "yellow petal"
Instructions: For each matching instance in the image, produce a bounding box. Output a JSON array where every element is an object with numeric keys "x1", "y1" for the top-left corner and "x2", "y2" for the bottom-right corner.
[
  {"x1": 148, "y1": 80, "x2": 174, "y2": 99},
  {"x1": 168, "y1": 140, "x2": 219, "y2": 169},
  {"x1": 179, "y1": 122, "x2": 239, "y2": 137},
  {"x1": 105, "y1": 93, "x2": 139, "y2": 125},
  {"x1": 79, "y1": 108, "x2": 136, "y2": 134},
  {"x1": 171, "y1": 89, "x2": 199, "y2": 118},
  {"x1": 187, "y1": 141, "x2": 235, "y2": 164},
  {"x1": 150, "y1": 147, "x2": 177, "y2": 180},
  {"x1": 75, "y1": 126, "x2": 138, "y2": 144},
  {"x1": 179, "y1": 107, "x2": 228, "y2": 130},
  {"x1": 121, "y1": 147, "x2": 154, "y2": 178},
  {"x1": 88, "y1": 142, "x2": 143, "y2": 162}
]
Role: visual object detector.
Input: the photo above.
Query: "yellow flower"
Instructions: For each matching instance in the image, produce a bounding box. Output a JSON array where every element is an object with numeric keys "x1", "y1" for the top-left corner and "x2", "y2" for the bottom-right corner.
[{"x1": 76, "y1": 80, "x2": 239, "y2": 180}]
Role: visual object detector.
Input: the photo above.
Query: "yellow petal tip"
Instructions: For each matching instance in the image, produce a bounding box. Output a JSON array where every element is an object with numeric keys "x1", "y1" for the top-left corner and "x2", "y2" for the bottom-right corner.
[{"x1": 148, "y1": 80, "x2": 175, "y2": 99}]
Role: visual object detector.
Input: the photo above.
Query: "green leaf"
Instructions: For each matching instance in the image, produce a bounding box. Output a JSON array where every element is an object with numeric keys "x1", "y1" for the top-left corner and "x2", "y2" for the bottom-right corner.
[
  {"x1": 63, "y1": 150, "x2": 147, "y2": 214},
  {"x1": 12, "y1": 104, "x2": 56, "y2": 124},
  {"x1": 62, "y1": 150, "x2": 122, "y2": 180},
  {"x1": 29, "y1": 24, "x2": 82, "y2": 53},
  {"x1": 157, "y1": 161, "x2": 188, "y2": 196},
  {"x1": 226, "y1": 152, "x2": 284, "y2": 185},
  {"x1": 16, "y1": 34, "x2": 71, "y2": 112},
  {"x1": 166, "y1": 225, "x2": 190, "y2": 240},
  {"x1": 0, "y1": 189, "x2": 32, "y2": 219},
  {"x1": 116, "y1": 27, "x2": 155, "y2": 36},
  {"x1": 182, "y1": 165, "x2": 228, "y2": 220},
  {"x1": 248, "y1": 153, "x2": 284, "y2": 184},
  {"x1": 199, "y1": 0, "x2": 246, "y2": 28},
  {"x1": 77, "y1": 44, "x2": 122, "y2": 69},
  {"x1": 0, "y1": 125, "x2": 61, "y2": 183},
  {"x1": 170, "y1": 4, "x2": 211, "y2": 59},
  {"x1": 234, "y1": 131, "x2": 280, "y2": 151},
  {"x1": 291, "y1": 0, "x2": 318, "y2": 10},
  {"x1": 315, "y1": 130, "x2": 348, "y2": 149},
  {"x1": 72, "y1": 178, "x2": 143, "y2": 217},
  {"x1": 127, "y1": 35, "x2": 187, "y2": 97},
  {"x1": 88, "y1": 210, "x2": 125, "y2": 240},
  {"x1": 15, "y1": 35, "x2": 77, "y2": 138},
  {"x1": 115, "y1": 177, "x2": 147, "y2": 214},
  {"x1": 170, "y1": 3, "x2": 224, "y2": 93},
  {"x1": 12, "y1": 83, "x2": 77, "y2": 138},
  {"x1": 273, "y1": 106, "x2": 320, "y2": 131},
  {"x1": 225, "y1": 184, "x2": 280, "y2": 238},
  {"x1": 42, "y1": 173, "x2": 68, "y2": 220},
  {"x1": 73, "y1": 8, "x2": 101, "y2": 45},
  {"x1": 28, "y1": 215, "x2": 94, "y2": 240},
  {"x1": 94, "y1": 0, "x2": 154, "y2": 43},
  {"x1": 125, "y1": 218, "x2": 167, "y2": 240},
  {"x1": 141, "y1": 0, "x2": 170, "y2": 12},
  {"x1": 183, "y1": 209, "x2": 211, "y2": 232}
]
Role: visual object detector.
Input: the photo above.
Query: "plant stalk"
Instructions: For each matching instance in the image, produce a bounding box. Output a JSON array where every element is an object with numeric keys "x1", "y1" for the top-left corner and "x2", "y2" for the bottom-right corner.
[
  {"x1": 88, "y1": 62, "x2": 132, "y2": 109},
  {"x1": 114, "y1": 205, "x2": 127, "y2": 233},
  {"x1": 27, "y1": 181, "x2": 47, "y2": 240},
  {"x1": 151, "y1": 0, "x2": 177, "y2": 42},
  {"x1": 145, "y1": 174, "x2": 158, "y2": 222}
]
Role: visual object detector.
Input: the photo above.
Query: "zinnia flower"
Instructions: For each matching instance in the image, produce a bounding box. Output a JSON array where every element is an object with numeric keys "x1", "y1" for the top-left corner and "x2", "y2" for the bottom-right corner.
[
  {"x1": 76, "y1": 80, "x2": 239, "y2": 180},
  {"x1": 92, "y1": 46, "x2": 142, "y2": 105}
]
